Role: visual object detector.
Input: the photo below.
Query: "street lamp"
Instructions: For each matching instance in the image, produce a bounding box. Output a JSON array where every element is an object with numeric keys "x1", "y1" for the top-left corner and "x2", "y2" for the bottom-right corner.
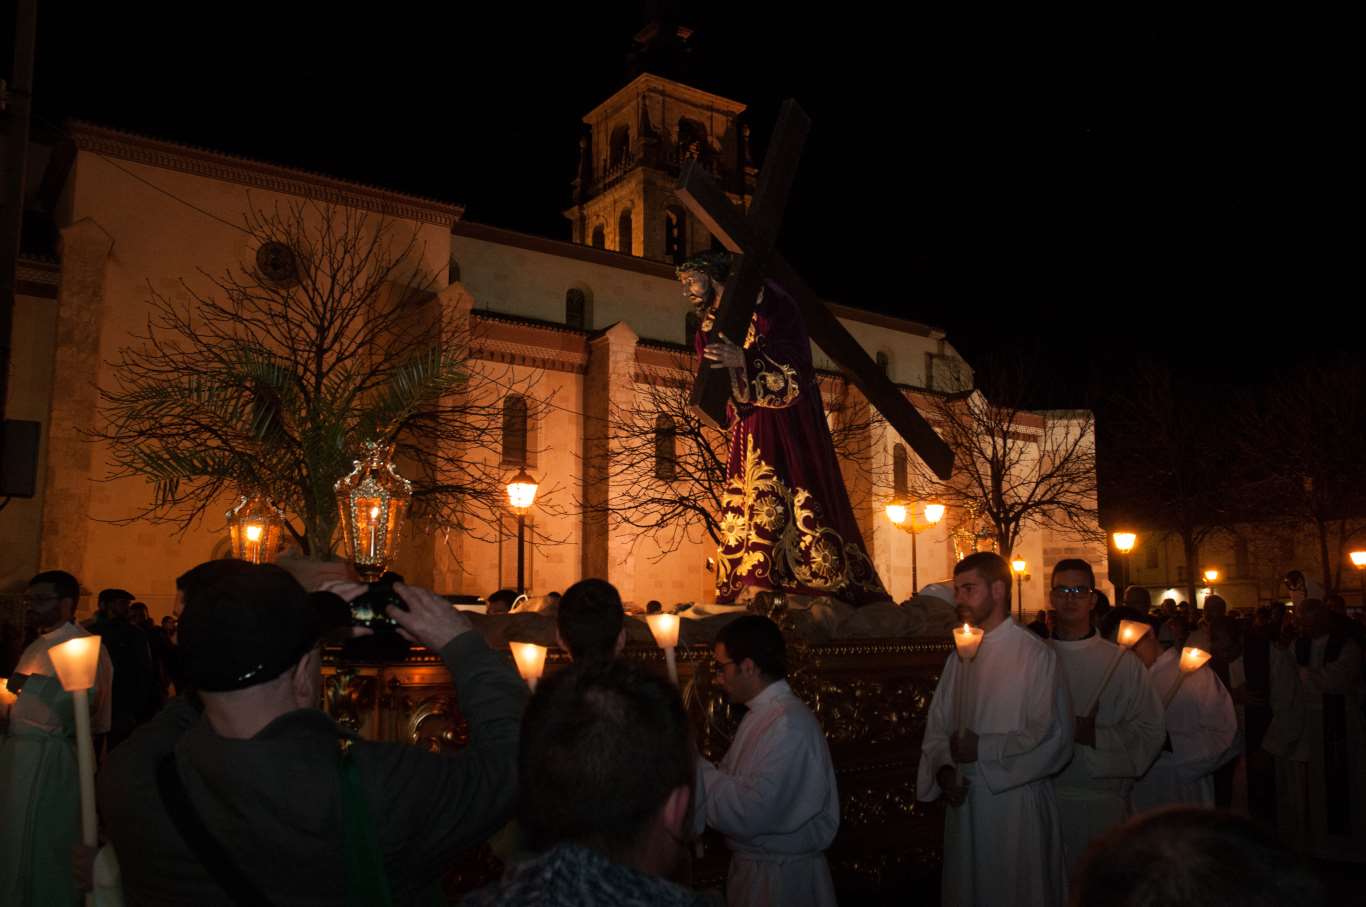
[
  {"x1": 1349, "y1": 550, "x2": 1366, "y2": 607},
  {"x1": 885, "y1": 500, "x2": 944, "y2": 597},
  {"x1": 1113, "y1": 531, "x2": 1137, "y2": 592},
  {"x1": 506, "y1": 468, "x2": 539, "y2": 595},
  {"x1": 1011, "y1": 556, "x2": 1028, "y2": 622}
]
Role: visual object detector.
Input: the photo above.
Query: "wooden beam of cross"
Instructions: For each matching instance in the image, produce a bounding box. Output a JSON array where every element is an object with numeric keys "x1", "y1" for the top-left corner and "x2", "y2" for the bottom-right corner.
[{"x1": 676, "y1": 99, "x2": 955, "y2": 480}]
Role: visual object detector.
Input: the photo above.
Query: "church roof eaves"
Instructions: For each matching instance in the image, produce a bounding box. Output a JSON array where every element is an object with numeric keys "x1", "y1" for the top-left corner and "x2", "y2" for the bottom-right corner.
[
  {"x1": 65, "y1": 121, "x2": 466, "y2": 228},
  {"x1": 453, "y1": 220, "x2": 678, "y2": 279},
  {"x1": 583, "y1": 73, "x2": 747, "y2": 124}
]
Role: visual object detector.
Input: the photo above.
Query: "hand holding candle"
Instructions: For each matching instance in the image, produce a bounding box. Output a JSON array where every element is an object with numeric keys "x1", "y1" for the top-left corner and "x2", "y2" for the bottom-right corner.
[
  {"x1": 1164, "y1": 646, "x2": 1212, "y2": 707},
  {"x1": 646, "y1": 613, "x2": 681, "y2": 685},
  {"x1": 951, "y1": 623, "x2": 984, "y2": 781},
  {"x1": 509, "y1": 642, "x2": 547, "y2": 691},
  {"x1": 1085, "y1": 619, "x2": 1150, "y2": 715},
  {"x1": 953, "y1": 623, "x2": 984, "y2": 662}
]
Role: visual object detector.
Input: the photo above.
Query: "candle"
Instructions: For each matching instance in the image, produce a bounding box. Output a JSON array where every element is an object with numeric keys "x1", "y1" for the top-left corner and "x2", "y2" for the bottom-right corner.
[
  {"x1": 509, "y1": 642, "x2": 547, "y2": 692},
  {"x1": 1084, "y1": 620, "x2": 1151, "y2": 714},
  {"x1": 0, "y1": 678, "x2": 16, "y2": 724},
  {"x1": 953, "y1": 623, "x2": 984, "y2": 662},
  {"x1": 49, "y1": 635, "x2": 102, "y2": 901},
  {"x1": 646, "y1": 613, "x2": 681, "y2": 685},
  {"x1": 1164, "y1": 646, "x2": 1212, "y2": 707},
  {"x1": 368, "y1": 505, "x2": 380, "y2": 561}
]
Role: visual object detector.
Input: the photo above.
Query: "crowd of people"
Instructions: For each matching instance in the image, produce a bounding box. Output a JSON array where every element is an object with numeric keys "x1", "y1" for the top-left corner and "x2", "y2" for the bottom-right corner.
[{"x1": 0, "y1": 553, "x2": 1356, "y2": 905}]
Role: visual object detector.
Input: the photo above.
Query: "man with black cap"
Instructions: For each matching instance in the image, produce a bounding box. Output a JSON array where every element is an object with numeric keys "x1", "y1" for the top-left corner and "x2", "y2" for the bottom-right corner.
[{"x1": 99, "y1": 562, "x2": 528, "y2": 906}]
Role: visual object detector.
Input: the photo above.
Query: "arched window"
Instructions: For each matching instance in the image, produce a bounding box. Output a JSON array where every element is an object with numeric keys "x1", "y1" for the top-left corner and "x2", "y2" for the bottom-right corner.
[
  {"x1": 610, "y1": 125, "x2": 631, "y2": 168},
  {"x1": 677, "y1": 118, "x2": 708, "y2": 160},
  {"x1": 447, "y1": 253, "x2": 461, "y2": 285},
  {"x1": 893, "y1": 443, "x2": 908, "y2": 498},
  {"x1": 502, "y1": 396, "x2": 528, "y2": 466},
  {"x1": 618, "y1": 209, "x2": 633, "y2": 255},
  {"x1": 665, "y1": 206, "x2": 688, "y2": 264},
  {"x1": 684, "y1": 310, "x2": 702, "y2": 348},
  {"x1": 591, "y1": 224, "x2": 606, "y2": 249},
  {"x1": 654, "y1": 414, "x2": 677, "y2": 480},
  {"x1": 876, "y1": 351, "x2": 890, "y2": 378},
  {"x1": 565, "y1": 288, "x2": 587, "y2": 329}
]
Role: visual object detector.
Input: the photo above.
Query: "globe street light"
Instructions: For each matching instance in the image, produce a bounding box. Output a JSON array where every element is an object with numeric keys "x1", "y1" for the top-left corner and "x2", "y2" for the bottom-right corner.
[
  {"x1": 1011, "y1": 556, "x2": 1029, "y2": 622},
  {"x1": 885, "y1": 500, "x2": 944, "y2": 597},
  {"x1": 1112, "y1": 531, "x2": 1137, "y2": 595}
]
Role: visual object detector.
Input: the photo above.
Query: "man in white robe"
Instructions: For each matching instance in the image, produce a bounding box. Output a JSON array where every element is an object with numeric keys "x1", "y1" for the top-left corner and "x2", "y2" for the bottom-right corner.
[
  {"x1": 1048, "y1": 560, "x2": 1165, "y2": 874},
  {"x1": 0, "y1": 570, "x2": 113, "y2": 906},
  {"x1": 917, "y1": 551, "x2": 1074, "y2": 907},
  {"x1": 1130, "y1": 616, "x2": 1238, "y2": 812},
  {"x1": 1271, "y1": 598, "x2": 1366, "y2": 860},
  {"x1": 693, "y1": 614, "x2": 838, "y2": 907}
]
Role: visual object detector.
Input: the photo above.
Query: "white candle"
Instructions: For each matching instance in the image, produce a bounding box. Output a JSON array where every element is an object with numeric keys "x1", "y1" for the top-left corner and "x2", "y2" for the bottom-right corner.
[
  {"x1": 509, "y1": 642, "x2": 547, "y2": 691},
  {"x1": 1164, "y1": 646, "x2": 1212, "y2": 707},
  {"x1": 953, "y1": 623, "x2": 984, "y2": 662},
  {"x1": 49, "y1": 635, "x2": 102, "y2": 901},
  {"x1": 1085, "y1": 620, "x2": 1151, "y2": 714},
  {"x1": 367, "y1": 505, "x2": 380, "y2": 561},
  {"x1": 646, "y1": 614, "x2": 681, "y2": 685}
]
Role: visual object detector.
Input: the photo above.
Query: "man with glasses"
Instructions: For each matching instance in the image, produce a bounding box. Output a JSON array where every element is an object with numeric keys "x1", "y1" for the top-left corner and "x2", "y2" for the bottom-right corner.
[
  {"x1": 0, "y1": 570, "x2": 114, "y2": 906},
  {"x1": 1047, "y1": 558, "x2": 1165, "y2": 873},
  {"x1": 917, "y1": 551, "x2": 1074, "y2": 906},
  {"x1": 693, "y1": 615, "x2": 839, "y2": 907}
]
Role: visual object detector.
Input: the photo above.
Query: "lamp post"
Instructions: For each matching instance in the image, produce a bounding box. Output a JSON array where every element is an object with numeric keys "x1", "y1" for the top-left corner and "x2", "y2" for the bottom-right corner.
[
  {"x1": 1113, "y1": 531, "x2": 1137, "y2": 594},
  {"x1": 506, "y1": 468, "x2": 539, "y2": 595},
  {"x1": 1011, "y1": 556, "x2": 1028, "y2": 623},
  {"x1": 1350, "y1": 550, "x2": 1366, "y2": 609},
  {"x1": 49, "y1": 636, "x2": 102, "y2": 907},
  {"x1": 885, "y1": 500, "x2": 945, "y2": 597}
]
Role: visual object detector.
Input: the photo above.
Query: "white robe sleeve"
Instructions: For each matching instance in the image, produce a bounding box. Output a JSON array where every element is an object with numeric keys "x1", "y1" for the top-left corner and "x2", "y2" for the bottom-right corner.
[
  {"x1": 1085, "y1": 654, "x2": 1166, "y2": 780},
  {"x1": 975, "y1": 647, "x2": 1074, "y2": 795},
  {"x1": 916, "y1": 655, "x2": 958, "y2": 802},
  {"x1": 1301, "y1": 639, "x2": 1362, "y2": 696},
  {"x1": 696, "y1": 712, "x2": 829, "y2": 840},
  {"x1": 1170, "y1": 666, "x2": 1238, "y2": 784}
]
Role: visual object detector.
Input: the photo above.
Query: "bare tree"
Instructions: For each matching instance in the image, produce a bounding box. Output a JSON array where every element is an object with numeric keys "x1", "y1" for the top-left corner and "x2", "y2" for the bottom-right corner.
[
  {"x1": 578, "y1": 347, "x2": 884, "y2": 560},
  {"x1": 94, "y1": 201, "x2": 546, "y2": 557},
  {"x1": 906, "y1": 357, "x2": 1102, "y2": 558}
]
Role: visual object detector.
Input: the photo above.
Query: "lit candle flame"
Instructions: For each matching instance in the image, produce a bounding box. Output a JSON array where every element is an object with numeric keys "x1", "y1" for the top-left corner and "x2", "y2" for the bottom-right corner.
[
  {"x1": 1179, "y1": 646, "x2": 1212, "y2": 674},
  {"x1": 244, "y1": 524, "x2": 263, "y2": 543}
]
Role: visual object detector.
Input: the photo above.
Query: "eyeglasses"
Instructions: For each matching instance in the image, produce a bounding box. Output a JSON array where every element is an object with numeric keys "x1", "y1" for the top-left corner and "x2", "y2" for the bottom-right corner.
[
  {"x1": 712, "y1": 658, "x2": 737, "y2": 675},
  {"x1": 1050, "y1": 585, "x2": 1093, "y2": 598}
]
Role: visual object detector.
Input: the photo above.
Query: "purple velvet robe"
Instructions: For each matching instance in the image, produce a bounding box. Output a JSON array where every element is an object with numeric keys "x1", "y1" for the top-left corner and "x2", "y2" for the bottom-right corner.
[{"x1": 697, "y1": 281, "x2": 887, "y2": 605}]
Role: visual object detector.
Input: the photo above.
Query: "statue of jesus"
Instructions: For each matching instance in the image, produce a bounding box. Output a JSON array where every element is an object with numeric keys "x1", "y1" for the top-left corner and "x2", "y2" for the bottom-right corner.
[{"x1": 678, "y1": 252, "x2": 888, "y2": 606}]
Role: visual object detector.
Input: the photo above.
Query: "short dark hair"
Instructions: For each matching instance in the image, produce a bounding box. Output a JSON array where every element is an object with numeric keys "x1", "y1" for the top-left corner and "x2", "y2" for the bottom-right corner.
[
  {"x1": 1072, "y1": 807, "x2": 1321, "y2": 906},
  {"x1": 1125, "y1": 586, "x2": 1154, "y2": 609},
  {"x1": 98, "y1": 588, "x2": 135, "y2": 608},
  {"x1": 1100, "y1": 606, "x2": 1159, "y2": 641},
  {"x1": 716, "y1": 614, "x2": 787, "y2": 681},
  {"x1": 954, "y1": 552, "x2": 1012, "y2": 601},
  {"x1": 1051, "y1": 558, "x2": 1096, "y2": 588},
  {"x1": 28, "y1": 570, "x2": 79, "y2": 603},
  {"x1": 557, "y1": 579, "x2": 624, "y2": 663},
  {"x1": 175, "y1": 559, "x2": 251, "y2": 595},
  {"x1": 519, "y1": 660, "x2": 692, "y2": 860},
  {"x1": 487, "y1": 589, "x2": 519, "y2": 611}
]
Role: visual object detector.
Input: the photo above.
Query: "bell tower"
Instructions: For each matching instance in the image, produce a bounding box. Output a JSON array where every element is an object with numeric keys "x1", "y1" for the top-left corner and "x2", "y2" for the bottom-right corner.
[{"x1": 565, "y1": 22, "x2": 755, "y2": 264}]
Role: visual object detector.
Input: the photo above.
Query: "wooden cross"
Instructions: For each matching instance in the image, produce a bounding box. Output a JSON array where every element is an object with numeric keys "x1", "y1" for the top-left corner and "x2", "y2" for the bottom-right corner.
[{"x1": 676, "y1": 99, "x2": 955, "y2": 480}]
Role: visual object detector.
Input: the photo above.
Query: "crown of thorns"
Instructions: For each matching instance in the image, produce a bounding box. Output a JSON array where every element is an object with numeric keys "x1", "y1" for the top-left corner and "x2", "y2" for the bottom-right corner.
[{"x1": 675, "y1": 251, "x2": 734, "y2": 283}]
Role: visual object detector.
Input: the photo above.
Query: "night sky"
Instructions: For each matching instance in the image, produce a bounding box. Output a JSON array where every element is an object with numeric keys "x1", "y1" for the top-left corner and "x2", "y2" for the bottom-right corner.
[{"x1": 7, "y1": 6, "x2": 1356, "y2": 408}]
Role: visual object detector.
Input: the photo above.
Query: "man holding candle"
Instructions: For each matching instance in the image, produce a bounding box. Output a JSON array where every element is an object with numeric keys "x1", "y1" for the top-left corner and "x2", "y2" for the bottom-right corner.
[
  {"x1": 1046, "y1": 559, "x2": 1166, "y2": 873},
  {"x1": 0, "y1": 570, "x2": 113, "y2": 907},
  {"x1": 916, "y1": 551, "x2": 1074, "y2": 907},
  {"x1": 1130, "y1": 607, "x2": 1238, "y2": 812},
  {"x1": 693, "y1": 615, "x2": 839, "y2": 907}
]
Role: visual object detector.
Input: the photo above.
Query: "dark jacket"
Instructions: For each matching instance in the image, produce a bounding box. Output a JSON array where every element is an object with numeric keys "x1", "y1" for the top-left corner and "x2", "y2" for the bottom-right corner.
[{"x1": 98, "y1": 630, "x2": 527, "y2": 906}]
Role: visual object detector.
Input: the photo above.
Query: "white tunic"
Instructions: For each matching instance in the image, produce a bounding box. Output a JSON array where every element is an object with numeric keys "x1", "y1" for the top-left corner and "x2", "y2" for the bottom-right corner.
[
  {"x1": 1131, "y1": 647, "x2": 1238, "y2": 812},
  {"x1": 11, "y1": 622, "x2": 113, "y2": 734},
  {"x1": 694, "y1": 679, "x2": 839, "y2": 907},
  {"x1": 1050, "y1": 634, "x2": 1166, "y2": 873},
  {"x1": 917, "y1": 618, "x2": 1074, "y2": 907}
]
